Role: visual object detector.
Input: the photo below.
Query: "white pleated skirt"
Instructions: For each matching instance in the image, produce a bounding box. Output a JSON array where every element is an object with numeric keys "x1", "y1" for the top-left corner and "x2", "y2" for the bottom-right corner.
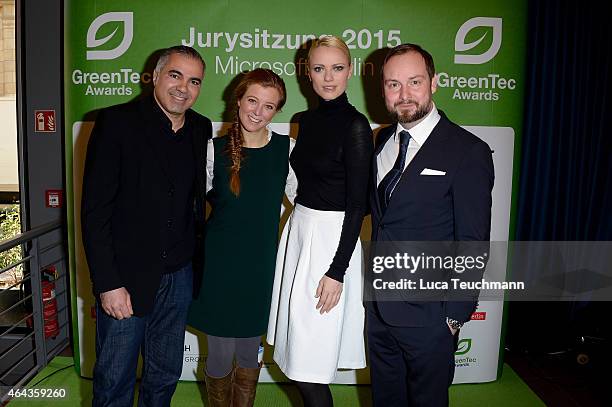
[{"x1": 266, "y1": 204, "x2": 366, "y2": 383}]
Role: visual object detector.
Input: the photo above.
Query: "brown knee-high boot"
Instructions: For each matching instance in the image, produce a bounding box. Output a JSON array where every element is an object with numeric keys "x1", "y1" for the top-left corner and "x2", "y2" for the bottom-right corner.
[
  {"x1": 205, "y1": 368, "x2": 233, "y2": 407},
  {"x1": 232, "y1": 364, "x2": 261, "y2": 407}
]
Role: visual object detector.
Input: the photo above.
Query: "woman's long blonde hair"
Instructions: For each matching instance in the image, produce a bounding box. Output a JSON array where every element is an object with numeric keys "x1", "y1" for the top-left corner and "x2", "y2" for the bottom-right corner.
[{"x1": 308, "y1": 35, "x2": 351, "y2": 65}]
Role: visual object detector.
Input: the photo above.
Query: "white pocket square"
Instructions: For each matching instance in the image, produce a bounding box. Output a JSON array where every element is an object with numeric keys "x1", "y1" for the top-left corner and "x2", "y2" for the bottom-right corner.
[{"x1": 420, "y1": 168, "x2": 446, "y2": 176}]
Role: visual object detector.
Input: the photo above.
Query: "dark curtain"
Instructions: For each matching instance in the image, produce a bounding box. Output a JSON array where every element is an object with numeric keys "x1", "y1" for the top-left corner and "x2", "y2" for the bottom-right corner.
[{"x1": 508, "y1": 0, "x2": 612, "y2": 352}]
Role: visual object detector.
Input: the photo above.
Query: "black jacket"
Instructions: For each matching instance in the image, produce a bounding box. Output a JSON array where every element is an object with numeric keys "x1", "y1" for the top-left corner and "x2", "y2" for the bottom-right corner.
[
  {"x1": 369, "y1": 111, "x2": 494, "y2": 326},
  {"x1": 81, "y1": 97, "x2": 211, "y2": 316}
]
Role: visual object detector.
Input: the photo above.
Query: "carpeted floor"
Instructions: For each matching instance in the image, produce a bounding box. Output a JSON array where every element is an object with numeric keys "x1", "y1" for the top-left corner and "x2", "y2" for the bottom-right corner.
[{"x1": 7, "y1": 357, "x2": 544, "y2": 406}]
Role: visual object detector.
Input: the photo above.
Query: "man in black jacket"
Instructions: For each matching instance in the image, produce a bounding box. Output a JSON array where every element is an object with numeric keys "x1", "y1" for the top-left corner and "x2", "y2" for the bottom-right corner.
[
  {"x1": 81, "y1": 45, "x2": 211, "y2": 406},
  {"x1": 368, "y1": 44, "x2": 494, "y2": 406}
]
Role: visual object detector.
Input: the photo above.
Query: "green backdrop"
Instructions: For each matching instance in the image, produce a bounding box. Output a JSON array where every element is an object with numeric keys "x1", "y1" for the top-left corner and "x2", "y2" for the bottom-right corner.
[{"x1": 65, "y1": 0, "x2": 526, "y2": 383}]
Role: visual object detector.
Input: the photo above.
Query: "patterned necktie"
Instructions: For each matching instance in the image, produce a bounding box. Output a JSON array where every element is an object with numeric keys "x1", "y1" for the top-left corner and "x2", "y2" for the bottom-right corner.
[{"x1": 378, "y1": 130, "x2": 411, "y2": 212}]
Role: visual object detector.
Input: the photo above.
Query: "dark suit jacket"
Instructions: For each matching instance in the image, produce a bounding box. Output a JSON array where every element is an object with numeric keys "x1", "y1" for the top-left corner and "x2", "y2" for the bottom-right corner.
[
  {"x1": 370, "y1": 110, "x2": 494, "y2": 327},
  {"x1": 81, "y1": 97, "x2": 212, "y2": 316}
]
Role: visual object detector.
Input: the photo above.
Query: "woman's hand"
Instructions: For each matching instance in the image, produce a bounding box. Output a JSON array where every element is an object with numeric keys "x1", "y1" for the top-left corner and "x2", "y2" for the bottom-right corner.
[{"x1": 315, "y1": 276, "x2": 343, "y2": 314}]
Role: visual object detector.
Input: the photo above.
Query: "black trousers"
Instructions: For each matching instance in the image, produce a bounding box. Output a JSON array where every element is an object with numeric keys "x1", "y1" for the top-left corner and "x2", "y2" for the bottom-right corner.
[{"x1": 367, "y1": 305, "x2": 457, "y2": 407}]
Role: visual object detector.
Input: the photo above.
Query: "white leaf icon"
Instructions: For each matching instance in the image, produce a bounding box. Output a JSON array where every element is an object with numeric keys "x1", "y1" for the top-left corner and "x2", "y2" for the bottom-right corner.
[
  {"x1": 454, "y1": 17, "x2": 502, "y2": 65},
  {"x1": 86, "y1": 12, "x2": 134, "y2": 60}
]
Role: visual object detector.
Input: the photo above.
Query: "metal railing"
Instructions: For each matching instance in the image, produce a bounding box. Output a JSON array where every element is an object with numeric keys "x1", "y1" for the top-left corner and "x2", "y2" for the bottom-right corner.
[{"x1": 0, "y1": 220, "x2": 69, "y2": 402}]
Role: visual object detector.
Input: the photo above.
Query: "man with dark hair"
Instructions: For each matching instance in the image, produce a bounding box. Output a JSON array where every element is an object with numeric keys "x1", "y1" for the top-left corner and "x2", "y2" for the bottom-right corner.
[
  {"x1": 368, "y1": 43, "x2": 494, "y2": 406},
  {"x1": 82, "y1": 45, "x2": 212, "y2": 406}
]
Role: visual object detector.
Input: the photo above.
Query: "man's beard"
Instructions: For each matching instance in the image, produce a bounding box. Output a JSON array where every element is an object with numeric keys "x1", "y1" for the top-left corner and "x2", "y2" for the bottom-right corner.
[{"x1": 390, "y1": 100, "x2": 432, "y2": 125}]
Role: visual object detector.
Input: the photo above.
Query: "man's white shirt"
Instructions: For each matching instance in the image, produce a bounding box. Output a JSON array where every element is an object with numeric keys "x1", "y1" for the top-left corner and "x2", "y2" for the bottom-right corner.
[{"x1": 376, "y1": 105, "x2": 441, "y2": 189}]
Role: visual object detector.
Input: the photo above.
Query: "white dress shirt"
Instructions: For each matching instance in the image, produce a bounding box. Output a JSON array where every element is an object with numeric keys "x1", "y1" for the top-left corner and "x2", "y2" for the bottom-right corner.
[{"x1": 376, "y1": 105, "x2": 441, "y2": 188}]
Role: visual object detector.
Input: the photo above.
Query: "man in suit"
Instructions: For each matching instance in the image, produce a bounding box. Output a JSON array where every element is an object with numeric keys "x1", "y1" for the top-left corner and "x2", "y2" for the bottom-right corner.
[
  {"x1": 367, "y1": 43, "x2": 494, "y2": 406},
  {"x1": 81, "y1": 45, "x2": 212, "y2": 406}
]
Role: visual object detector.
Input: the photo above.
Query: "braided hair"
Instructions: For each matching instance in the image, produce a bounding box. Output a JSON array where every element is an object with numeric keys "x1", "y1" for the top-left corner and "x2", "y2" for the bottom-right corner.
[{"x1": 225, "y1": 68, "x2": 286, "y2": 196}]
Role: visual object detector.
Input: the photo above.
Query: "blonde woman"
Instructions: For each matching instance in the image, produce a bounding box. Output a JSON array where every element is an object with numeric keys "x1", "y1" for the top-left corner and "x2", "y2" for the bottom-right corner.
[{"x1": 267, "y1": 36, "x2": 373, "y2": 406}]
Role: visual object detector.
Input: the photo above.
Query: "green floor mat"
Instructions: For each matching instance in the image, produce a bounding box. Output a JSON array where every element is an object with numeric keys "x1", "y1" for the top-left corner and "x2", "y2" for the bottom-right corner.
[{"x1": 7, "y1": 356, "x2": 544, "y2": 406}]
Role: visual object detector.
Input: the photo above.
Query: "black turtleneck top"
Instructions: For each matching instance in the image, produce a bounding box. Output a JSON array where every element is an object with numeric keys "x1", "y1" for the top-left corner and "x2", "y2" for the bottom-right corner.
[{"x1": 290, "y1": 93, "x2": 374, "y2": 282}]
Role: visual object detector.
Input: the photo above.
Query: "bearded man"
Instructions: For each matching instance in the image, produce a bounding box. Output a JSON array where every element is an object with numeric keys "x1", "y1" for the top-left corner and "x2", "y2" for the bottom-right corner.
[{"x1": 367, "y1": 43, "x2": 494, "y2": 407}]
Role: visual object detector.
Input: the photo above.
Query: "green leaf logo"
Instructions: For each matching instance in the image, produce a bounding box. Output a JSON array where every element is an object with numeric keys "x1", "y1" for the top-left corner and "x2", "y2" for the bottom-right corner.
[{"x1": 455, "y1": 338, "x2": 472, "y2": 355}]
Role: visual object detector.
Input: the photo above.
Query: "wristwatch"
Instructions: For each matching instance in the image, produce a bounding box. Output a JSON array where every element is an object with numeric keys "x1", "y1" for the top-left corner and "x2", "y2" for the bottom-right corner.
[{"x1": 446, "y1": 317, "x2": 464, "y2": 330}]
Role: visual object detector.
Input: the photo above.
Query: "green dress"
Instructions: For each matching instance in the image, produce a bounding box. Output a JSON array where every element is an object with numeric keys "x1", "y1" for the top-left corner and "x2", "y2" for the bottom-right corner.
[{"x1": 188, "y1": 132, "x2": 289, "y2": 337}]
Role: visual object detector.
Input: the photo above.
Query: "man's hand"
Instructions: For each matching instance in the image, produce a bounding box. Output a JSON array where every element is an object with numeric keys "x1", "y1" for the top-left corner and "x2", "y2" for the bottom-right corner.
[
  {"x1": 100, "y1": 287, "x2": 133, "y2": 320},
  {"x1": 315, "y1": 276, "x2": 343, "y2": 314}
]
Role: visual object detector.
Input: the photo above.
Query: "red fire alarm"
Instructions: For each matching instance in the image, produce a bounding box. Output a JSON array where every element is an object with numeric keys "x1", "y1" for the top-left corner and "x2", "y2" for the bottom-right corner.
[
  {"x1": 45, "y1": 190, "x2": 63, "y2": 208},
  {"x1": 34, "y1": 110, "x2": 56, "y2": 132}
]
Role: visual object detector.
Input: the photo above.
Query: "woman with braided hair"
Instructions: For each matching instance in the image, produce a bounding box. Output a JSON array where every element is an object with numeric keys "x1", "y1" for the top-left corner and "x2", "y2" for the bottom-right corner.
[{"x1": 188, "y1": 68, "x2": 296, "y2": 407}]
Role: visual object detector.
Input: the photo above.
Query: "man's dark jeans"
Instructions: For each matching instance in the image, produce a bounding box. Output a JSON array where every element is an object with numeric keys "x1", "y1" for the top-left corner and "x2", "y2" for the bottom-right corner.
[{"x1": 92, "y1": 263, "x2": 192, "y2": 407}]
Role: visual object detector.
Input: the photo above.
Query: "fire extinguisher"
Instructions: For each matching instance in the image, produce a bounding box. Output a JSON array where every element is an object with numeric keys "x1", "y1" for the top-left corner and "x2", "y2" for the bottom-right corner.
[
  {"x1": 41, "y1": 266, "x2": 60, "y2": 338},
  {"x1": 26, "y1": 266, "x2": 60, "y2": 338}
]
